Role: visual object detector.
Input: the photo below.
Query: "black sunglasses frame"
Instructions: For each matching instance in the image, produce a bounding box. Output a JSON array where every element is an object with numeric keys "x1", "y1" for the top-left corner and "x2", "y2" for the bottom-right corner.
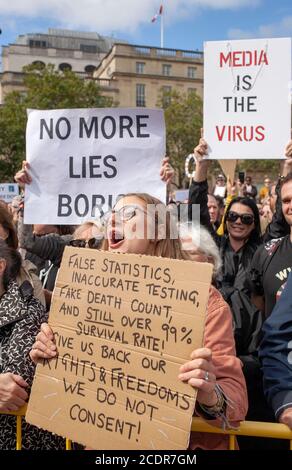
[
  {"x1": 69, "y1": 237, "x2": 103, "y2": 249},
  {"x1": 226, "y1": 211, "x2": 254, "y2": 226}
]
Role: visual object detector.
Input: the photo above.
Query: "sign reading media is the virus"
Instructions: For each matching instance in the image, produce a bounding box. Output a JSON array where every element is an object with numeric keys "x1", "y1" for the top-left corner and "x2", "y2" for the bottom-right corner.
[{"x1": 204, "y1": 37, "x2": 291, "y2": 159}]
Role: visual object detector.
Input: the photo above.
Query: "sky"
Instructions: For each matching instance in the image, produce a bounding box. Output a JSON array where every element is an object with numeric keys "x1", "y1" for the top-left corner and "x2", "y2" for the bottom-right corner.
[{"x1": 0, "y1": 0, "x2": 292, "y2": 53}]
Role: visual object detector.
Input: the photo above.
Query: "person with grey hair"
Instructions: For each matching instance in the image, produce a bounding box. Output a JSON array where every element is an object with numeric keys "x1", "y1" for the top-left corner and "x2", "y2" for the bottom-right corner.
[{"x1": 179, "y1": 222, "x2": 222, "y2": 278}]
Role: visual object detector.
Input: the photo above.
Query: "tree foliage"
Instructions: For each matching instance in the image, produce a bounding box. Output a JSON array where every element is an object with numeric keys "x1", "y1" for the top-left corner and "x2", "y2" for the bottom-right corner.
[
  {"x1": 0, "y1": 63, "x2": 113, "y2": 181},
  {"x1": 157, "y1": 89, "x2": 203, "y2": 188}
]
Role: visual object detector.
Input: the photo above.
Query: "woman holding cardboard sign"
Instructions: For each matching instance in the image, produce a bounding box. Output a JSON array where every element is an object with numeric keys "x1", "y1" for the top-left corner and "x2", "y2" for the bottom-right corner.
[
  {"x1": 30, "y1": 191, "x2": 247, "y2": 450},
  {"x1": 0, "y1": 239, "x2": 64, "y2": 449}
]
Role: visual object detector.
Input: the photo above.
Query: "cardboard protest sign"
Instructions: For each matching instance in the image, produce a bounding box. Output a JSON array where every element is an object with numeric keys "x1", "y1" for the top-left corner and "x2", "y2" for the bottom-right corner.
[
  {"x1": 24, "y1": 108, "x2": 166, "y2": 224},
  {"x1": 219, "y1": 160, "x2": 237, "y2": 182},
  {"x1": 204, "y1": 37, "x2": 291, "y2": 159},
  {"x1": 0, "y1": 183, "x2": 19, "y2": 203},
  {"x1": 26, "y1": 248, "x2": 212, "y2": 450}
]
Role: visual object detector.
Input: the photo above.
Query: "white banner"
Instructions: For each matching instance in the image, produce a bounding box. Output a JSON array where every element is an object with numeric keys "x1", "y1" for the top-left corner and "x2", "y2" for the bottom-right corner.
[
  {"x1": 204, "y1": 37, "x2": 291, "y2": 159},
  {"x1": 0, "y1": 183, "x2": 19, "y2": 203},
  {"x1": 24, "y1": 108, "x2": 166, "y2": 224}
]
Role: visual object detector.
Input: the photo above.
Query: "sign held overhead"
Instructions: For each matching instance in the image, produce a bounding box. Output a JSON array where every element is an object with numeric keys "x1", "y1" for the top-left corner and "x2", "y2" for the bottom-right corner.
[
  {"x1": 204, "y1": 37, "x2": 291, "y2": 159},
  {"x1": 25, "y1": 108, "x2": 166, "y2": 224}
]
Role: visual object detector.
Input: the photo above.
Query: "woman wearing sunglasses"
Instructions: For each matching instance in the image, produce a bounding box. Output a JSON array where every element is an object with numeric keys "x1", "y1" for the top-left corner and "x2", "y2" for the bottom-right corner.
[
  {"x1": 188, "y1": 136, "x2": 273, "y2": 448},
  {"x1": 29, "y1": 192, "x2": 247, "y2": 450}
]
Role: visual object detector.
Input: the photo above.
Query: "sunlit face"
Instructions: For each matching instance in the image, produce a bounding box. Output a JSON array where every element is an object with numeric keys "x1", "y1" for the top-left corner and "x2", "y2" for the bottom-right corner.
[
  {"x1": 0, "y1": 224, "x2": 8, "y2": 241},
  {"x1": 216, "y1": 178, "x2": 225, "y2": 187},
  {"x1": 281, "y1": 181, "x2": 292, "y2": 226},
  {"x1": 226, "y1": 202, "x2": 255, "y2": 241},
  {"x1": 207, "y1": 195, "x2": 219, "y2": 224},
  {"x1": 264, "y1": 179, "x2": 271, "y2": 187},
  {"x1": 106, "y1": 196, "x2": 153, "y2": 254},
  {"x1": 78, "y1": 225, "x2": 101, "y2": 241},
  {"x1": 181, "y1": 236, "x2": 213, "y2": 264}
]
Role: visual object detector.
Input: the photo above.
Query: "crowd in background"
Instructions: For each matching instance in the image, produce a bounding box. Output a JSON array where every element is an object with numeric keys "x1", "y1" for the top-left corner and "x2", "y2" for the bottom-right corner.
[{"x1": 0, "y1": 143, "x2": 292, "y2": 451}]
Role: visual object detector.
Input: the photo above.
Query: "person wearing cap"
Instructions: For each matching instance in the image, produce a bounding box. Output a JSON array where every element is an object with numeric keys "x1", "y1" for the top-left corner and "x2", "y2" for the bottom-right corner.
[{"x1": 213, "y1": 174, "x2": 227, "y2": 199}]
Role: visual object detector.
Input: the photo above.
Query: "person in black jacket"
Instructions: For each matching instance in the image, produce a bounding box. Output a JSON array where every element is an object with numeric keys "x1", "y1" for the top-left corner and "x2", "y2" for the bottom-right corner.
[
  {"x1": 187, "y1": 137, "x2": 281, "y2": 448},
  {"x1": 249, "y1": 172, "x2": 292, "y2": 318},
  {"x1": 0, "y1": 239, "x2": 64, "y2": 449},
  {"x1": 259, "y1": 271, "x2": 292, "y2": 429}
]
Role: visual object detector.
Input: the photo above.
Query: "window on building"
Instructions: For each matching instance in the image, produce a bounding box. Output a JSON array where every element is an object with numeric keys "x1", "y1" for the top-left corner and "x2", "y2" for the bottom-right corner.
[
  {"x1": 136, "y1": 62, "x2": 145, "y2": 74},
  {"x1": 59, "y1": 63, "x2": 72, "y2": 72},
  {"x1": 29, "y1": 40, "x2": 47, "y2": 48},
  {"x1": 80, "y1": 44, "x2": 98, "y2": 54},
  {"x1": 85, "y1": 65, "x2": 96, "y2": 75},
  {"x1": 136, "y1": 84, "x2": 146, "y2": 107},
  {"x1": 162, "y1": 86, "x2": 172, "y2": 106},
  {"x1": 162, "y1": 64, "x2": 172, "y2": 76},
  {"x1": 187, "y1": 67, "x2": 197, "y2": 79},
  {"x1": 188, "y1": 88, "x2": 197, "y2": 95},
  {"x1": 31, "y1": 60, "x2": 46, "y2": 69}
]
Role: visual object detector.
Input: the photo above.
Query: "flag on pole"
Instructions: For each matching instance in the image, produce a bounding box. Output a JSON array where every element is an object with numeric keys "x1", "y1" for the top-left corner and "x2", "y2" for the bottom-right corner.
[{"x1": 151, "y1": 4, "x2": 163, "y2": 22}]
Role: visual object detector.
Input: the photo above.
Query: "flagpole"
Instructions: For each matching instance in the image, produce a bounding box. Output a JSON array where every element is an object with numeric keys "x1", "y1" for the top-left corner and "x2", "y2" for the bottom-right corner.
[{"x1": 160, "y1": 7, "x2": 164, "y2": 48}]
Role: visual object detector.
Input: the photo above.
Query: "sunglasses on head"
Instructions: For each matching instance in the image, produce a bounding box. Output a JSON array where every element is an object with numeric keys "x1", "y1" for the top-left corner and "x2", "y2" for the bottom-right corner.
[
  {"x1": 69, "y1": 237, "x2": 103, "y2": 249},
  {"x1": 226, "y1": 211, "x2": 254, "y2": 225}
]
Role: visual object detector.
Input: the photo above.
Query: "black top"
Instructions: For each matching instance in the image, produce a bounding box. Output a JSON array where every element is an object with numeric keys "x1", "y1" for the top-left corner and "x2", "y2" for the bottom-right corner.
[{"x1": 250, "y1": 235, "x2": 292, "y2": 317}]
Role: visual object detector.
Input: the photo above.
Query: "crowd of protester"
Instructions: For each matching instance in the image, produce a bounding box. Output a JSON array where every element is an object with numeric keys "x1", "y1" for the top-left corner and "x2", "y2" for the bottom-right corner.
[{"x1": 0, "y1": 142, "x2": 292, "y2": 451}]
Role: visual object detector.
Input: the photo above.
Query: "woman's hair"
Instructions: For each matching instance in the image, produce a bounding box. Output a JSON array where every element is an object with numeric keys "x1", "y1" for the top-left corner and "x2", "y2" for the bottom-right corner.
[
  {"x1": 179, "y1": 222, "x2": 222, "y2": 276},
  {"x1": 280, "y1": 172, "x2": 292, "y2": 191},
  {"x1": 0, "y1": 206, "x2": 18, "y2": 249},
  {"x1": 0, "y1": 239, "x2": 22, "y2": 289},
  {"x1": 101, "y1": 193, "x2": 188, "y2": 260},
  {"x1": 73, "y1": 220, "x2": 104, "y2": 239},
  {"x1": 56, "y1": 225, "x2": 76, "y2": 236},
  {"x1": 223, "y1": 196, "x2": 261, "y2": 243}
]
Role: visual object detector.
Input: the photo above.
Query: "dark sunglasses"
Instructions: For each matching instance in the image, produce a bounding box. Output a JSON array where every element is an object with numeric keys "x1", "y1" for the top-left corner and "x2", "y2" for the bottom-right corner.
[
  {"x1": 69, "y1": 237, "x2": 103, "y2": 249},
  {"x1": 226, "y1": 211, "x2": 254, "y2": 225}
]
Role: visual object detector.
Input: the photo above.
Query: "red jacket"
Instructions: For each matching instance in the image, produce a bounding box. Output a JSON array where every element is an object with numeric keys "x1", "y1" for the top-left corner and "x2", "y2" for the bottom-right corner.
[{"x1": 189, "y1": 286, "x2": 248, "y2": 450}]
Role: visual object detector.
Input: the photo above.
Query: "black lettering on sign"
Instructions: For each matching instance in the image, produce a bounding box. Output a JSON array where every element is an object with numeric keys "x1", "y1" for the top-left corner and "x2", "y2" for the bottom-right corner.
[
  {"x1": 96, "y1": 387, "x2": 116, "y2": 405},
  {"x1": 40, "y1": 117, "x2": 71, "y2": 140},
  {"x1": 69, "y1": 405, "x2": 141, "y2": 441},
  {"x1": 59, "y1": 284, "x2": 82, "y2": 299},
  {"x1": 101, "y1": 345, "x2": 131, "y2": 364},
  {"x1": 58, "y1": 302, "x2": 79, "y2": 317},
  {"x1": 68, "y1": 254, "x2": 96, "y2": 271},
  {"x1": 125, "y1": 397, "x2": 158, "y2": 420},
  {"x1": 132, "y1": 333, "x2": 160, "y2": 352},
  {"x1": 141, "y1": 356, "x2": 166, "y2": 374},
  {"x1": 80, "y1": 341, "x2": 94, "y2": 356},
  {"x1": 54, "y1": 332, "x2": 74, "y2": 350},
  {"x1": 120, "y1": 315, "x2": 152, "y2": 331},
  {"x1": 63, "y1": 378, "x2": 86, "y2": 397},
  {"x1": 58, "y1": 195, "x2": 72, "y2": 217}
]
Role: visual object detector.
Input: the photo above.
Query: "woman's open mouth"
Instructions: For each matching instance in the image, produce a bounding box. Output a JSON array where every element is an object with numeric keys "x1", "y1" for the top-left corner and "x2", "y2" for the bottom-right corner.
[{"x1": 108, "y1": 229, "x2": 125, "y2": 248}]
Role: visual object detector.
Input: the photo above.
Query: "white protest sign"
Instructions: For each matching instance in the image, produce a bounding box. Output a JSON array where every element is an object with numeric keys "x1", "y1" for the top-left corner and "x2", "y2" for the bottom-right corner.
[
  {"x1": 24, "y1": 108, "x2": 166, "y2": 224},
  {"x1": 204, "y1": 37, "x2": 291, "y2": 159},
  {"x1": 0, "y1": 183, "x2": 19, "y2": 202}
]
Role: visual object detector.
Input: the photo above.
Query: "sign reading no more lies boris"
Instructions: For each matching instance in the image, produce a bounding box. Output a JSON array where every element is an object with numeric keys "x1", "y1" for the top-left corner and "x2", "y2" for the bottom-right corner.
[
  {"x1": 26, "y1": 248, "x2": 212, "y2": 450},
  {"x1": 204, "y1": 37, "x2": 292, "y2": 159},
  {"x1": 24, "y1": 108, "x2": 166, "y2": 224}
]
